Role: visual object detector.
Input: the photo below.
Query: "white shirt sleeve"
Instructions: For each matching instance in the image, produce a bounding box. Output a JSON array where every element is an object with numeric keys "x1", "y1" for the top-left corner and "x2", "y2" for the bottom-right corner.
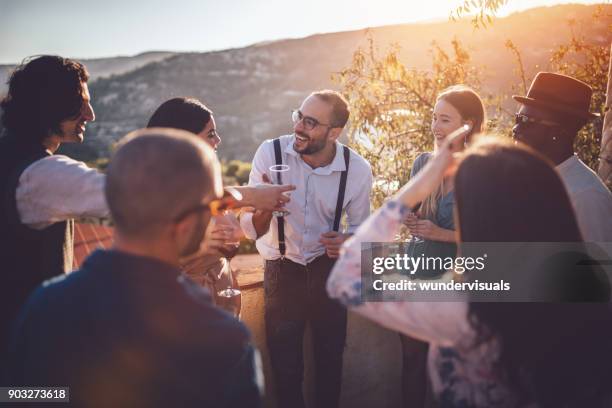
[
  {"x1": 16, "y1": 155, "x2": 109, "y2": 230},
  {"x1": 239, "y1": 141, "x2": 273, "y2": 240},
  {"x1": 344, "y1": 159, "x2": 373, "y2": 234},
  {"x1": 327, "y1": 198, "x2": 472, "y2": 346},
  {"x1": 572, "y1": 187, "x2": 612, "y2": 242},
  {"x1": 351, "y1": 301, "x2": 470, "y2": 346},
  {"x1": 239, "y1": 211, "x2": 258, "y2": 241}
]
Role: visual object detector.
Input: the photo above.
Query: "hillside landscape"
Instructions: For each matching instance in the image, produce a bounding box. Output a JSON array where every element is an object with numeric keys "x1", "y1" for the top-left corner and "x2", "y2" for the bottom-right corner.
[{"x1": 1, "y1": 4, "x2": 610, "y2": 162}]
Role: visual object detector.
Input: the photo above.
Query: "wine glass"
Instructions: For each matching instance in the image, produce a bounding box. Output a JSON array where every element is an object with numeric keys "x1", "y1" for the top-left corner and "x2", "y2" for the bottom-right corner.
[
  {"x1": 214, "y1": 210, "x2": 242, "y2": 317},
  {"x1": 269, "y1": 164, "x2": 291, "y2": 217},
  {"x1": 405, "y1": 212, "x2": 424, "y2": 245},
  {"x1": 405, "y1": 203, "x2": 423, "y2": 262}
]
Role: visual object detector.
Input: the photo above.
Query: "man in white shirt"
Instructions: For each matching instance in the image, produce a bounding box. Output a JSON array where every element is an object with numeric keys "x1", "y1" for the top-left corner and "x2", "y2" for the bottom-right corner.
[
  {"x1": 0, "y1": 56, "x2": 108, "y2": 365},
  {"x1": 240, "y1": 90, "x2": 372, "y2": 408},
  {"x1": 512, "y1": 72, "x2": 612, "y2": 242}
]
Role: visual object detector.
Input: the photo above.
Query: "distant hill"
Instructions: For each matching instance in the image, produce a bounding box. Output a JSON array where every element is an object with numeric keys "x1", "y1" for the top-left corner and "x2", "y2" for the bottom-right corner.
[
  {"x1": 2, "y1": 4, "x2": 610, "y2": 162},
  {"x1": 0, "y1": 51, "x2": 175, "y2": 95}
]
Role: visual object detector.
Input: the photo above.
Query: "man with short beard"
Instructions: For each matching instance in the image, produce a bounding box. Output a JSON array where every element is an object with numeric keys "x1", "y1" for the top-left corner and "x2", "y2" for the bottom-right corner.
[
  {"x1": 4, "y1": 129, "x2": 263, "y2": 407},
  {"x1": 0, "y1": 56, "x2": 107, "y2": 364},
  {"x1": 240, "y1": 90, "x2": 372, "y2": 408}
]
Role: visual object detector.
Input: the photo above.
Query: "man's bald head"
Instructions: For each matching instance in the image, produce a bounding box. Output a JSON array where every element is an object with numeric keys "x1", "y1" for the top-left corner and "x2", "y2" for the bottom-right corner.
[{"x1": 105, "y1": 128, "x2": 223, "y2": 238}]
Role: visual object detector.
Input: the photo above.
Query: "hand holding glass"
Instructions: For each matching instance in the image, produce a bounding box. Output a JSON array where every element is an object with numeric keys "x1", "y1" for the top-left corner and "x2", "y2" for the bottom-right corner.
[
  {"x1": 405, "y1": 212, "x2": 424, "y2": 243},
  {"x1": 214, "y1": 211, "x2": 241, "y2": 313}
]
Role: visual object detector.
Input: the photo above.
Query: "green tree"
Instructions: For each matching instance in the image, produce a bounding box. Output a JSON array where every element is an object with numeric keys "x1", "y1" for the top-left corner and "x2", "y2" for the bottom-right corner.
[
  {"x1": 334, "y1": 38, "x2": 484, "y2": 209},
  {"x1": 550, "y1": 17, "x2": 609, "y2": 171},
  {"x1": 450, "y1": 0, "x2": 509, "y2": 28},
  {"x1": 222, "y1": 159, "x2": 252, "y2": 186},
  {"x1": 504, "y1": 9, "x2": 610, "y2": 172},
  {"x1": 337, "y1": 6, "x2": 611, "y2": 213}
]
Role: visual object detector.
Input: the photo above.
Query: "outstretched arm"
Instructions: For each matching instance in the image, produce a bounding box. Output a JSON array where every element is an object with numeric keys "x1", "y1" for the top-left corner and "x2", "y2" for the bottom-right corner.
[
  {"x1": 16, "y1": 155, "x2": 108, "y2": 229},
  {"x1": 231, "y1": 183, "x2": 294, "y2": 212},
  {"x1": 239, "y1": 142, "x2": 284, "y2": 239},
  {"x1": 326, "y1": 127, "x2": 470, "y2": 344}
]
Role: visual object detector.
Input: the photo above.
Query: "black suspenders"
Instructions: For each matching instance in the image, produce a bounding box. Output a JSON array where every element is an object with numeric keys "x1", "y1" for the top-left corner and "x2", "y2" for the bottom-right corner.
[
  {"x1": 334, "y1": 147, "x2": 350, "y2": 232},
  {"x1": 272, "y1": 138, "x2": 350, "y2": 257},
  {"x1": 273, "y1": 139, "x2": 287, "y2": 256}
]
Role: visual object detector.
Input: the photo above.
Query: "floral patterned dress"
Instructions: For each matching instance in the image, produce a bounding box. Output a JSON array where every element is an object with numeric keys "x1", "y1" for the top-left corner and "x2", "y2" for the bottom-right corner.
[{"x1": 326, "y1": 199, "x2": 522, "y2": 408}]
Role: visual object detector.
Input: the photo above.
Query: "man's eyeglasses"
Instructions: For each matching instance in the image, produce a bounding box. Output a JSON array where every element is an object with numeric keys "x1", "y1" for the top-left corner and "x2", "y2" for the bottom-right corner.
[
  {"x1": 173, "y1": 187, "x2": 242, "y2": 222},
  {"x1": 292, "y1": 110, "x2": 337, "y2": 131},
  {"x1": 514, "y1": 113, "x2": 561, "y2": 128}
]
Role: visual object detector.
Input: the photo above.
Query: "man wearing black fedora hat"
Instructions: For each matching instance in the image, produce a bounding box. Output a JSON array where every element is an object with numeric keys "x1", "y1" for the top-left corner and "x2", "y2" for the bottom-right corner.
[{"x1": 513, "y1": 72, "x2": 612, "y2": 242}]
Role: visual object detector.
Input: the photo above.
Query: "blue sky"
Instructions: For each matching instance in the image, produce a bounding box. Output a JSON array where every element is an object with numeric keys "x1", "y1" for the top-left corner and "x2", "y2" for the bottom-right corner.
[{"x1": 0, "y1": 0, "x2": 603, "y2": 63}]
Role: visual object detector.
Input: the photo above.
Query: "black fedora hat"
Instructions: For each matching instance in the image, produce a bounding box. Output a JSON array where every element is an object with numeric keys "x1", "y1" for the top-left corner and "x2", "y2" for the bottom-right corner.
[{"x1": 513, "y1": 72, "x2": 599, "y2": 120}]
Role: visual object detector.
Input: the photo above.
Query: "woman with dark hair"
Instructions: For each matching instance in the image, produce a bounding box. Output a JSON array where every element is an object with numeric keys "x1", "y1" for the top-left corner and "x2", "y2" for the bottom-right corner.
[
  {"x1": 147, "y1": 97, "x2": 295, "y2": 212},
  {"x1": 147, "y1": 98, "x2": 235, "y2": 311},
  {"x1": 148, "y1": 97, "x2": 221, "y2": 151},
  {"x1": 147, "y1": 97, "x2": 295, "y2": 314},
  {"x1": 327, "y1": 132, "x2": 612, "y2": 407},
  {"x1": 400, "y1": 85, "x2": 486, "y2": 407}
]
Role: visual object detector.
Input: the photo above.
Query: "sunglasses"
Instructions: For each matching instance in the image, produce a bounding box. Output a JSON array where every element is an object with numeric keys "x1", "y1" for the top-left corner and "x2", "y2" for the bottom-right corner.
[
  {"x1": 292, "y1": 109, "x2": 337, "y2": 131},
  {"x1": 173, "y1": 187, "x2": 243, "y2": 222},
  {"x1": 514, "y1": 113, "x2": 561, "y2": 128}
]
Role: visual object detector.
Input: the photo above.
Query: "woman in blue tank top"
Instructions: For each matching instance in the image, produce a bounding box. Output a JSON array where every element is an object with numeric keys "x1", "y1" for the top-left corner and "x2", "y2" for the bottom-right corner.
[{"x1": 400, "y1": 85, "x2": 486, "y2": 408}]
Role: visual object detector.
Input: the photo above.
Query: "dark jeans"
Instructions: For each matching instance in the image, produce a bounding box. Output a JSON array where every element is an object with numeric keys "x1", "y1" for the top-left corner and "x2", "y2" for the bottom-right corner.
[{"x1": 264, "y1": 255, "x2": 347, "y2": 408}]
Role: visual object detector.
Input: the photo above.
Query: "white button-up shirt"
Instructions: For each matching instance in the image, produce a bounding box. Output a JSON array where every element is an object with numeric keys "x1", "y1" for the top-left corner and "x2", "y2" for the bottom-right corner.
[
  {"x1": 556, "y1": 154, "x2": 612, "y2": 242},
  {"x1": 240, "y1": 134, "x2": 373, "y2": 265},
  {"x1": 16, "y1": 155, "x2": 108, "y2": 229}
]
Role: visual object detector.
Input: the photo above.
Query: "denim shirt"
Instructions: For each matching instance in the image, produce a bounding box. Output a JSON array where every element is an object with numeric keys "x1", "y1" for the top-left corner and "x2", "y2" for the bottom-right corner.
[
  {"x1": 411, "y1": 152, "x2": 455, "y2": 230},
  {"x1": 409, "y1": 152, "x2": 457, "y2": 276}
]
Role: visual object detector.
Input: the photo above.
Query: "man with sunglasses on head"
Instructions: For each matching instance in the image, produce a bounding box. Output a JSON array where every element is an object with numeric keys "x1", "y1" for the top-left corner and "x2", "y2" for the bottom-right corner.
[
  {"x1": 240, "y1": 90, "x2": 373, "y2": 408},
  {"x1": 513, "y1": 72, "x2": 612, "y2": 242},
  {"x1": 4, "y1": 129, "x2": 263, "y2": 407}
]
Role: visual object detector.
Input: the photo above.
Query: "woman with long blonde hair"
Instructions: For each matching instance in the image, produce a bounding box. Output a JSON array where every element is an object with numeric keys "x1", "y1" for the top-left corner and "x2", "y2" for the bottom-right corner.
[
  {"x1": 406, "y1": 85, "x2": 485, "y2": 255},
  {"x1": 401, "y1": 85, "x2": 485, "y2": 408}
]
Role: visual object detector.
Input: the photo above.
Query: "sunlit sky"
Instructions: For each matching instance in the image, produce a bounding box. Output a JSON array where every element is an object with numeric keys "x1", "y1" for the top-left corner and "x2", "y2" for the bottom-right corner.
[{"x1": 0, "y1": 0, "x2": 604, "y2": 63}]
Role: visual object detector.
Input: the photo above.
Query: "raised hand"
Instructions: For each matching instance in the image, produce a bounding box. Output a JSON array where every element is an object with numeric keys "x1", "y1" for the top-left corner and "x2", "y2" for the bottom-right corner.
[
  {"x1": 409, "y1": 219, "x2": 441, "y2": 241},
  {"x1": 398, "y1": 124, "x2": 470, "y2": 209},
  {"x1": 237, "y1": 174, "x2": 295, "y2": 212}
]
